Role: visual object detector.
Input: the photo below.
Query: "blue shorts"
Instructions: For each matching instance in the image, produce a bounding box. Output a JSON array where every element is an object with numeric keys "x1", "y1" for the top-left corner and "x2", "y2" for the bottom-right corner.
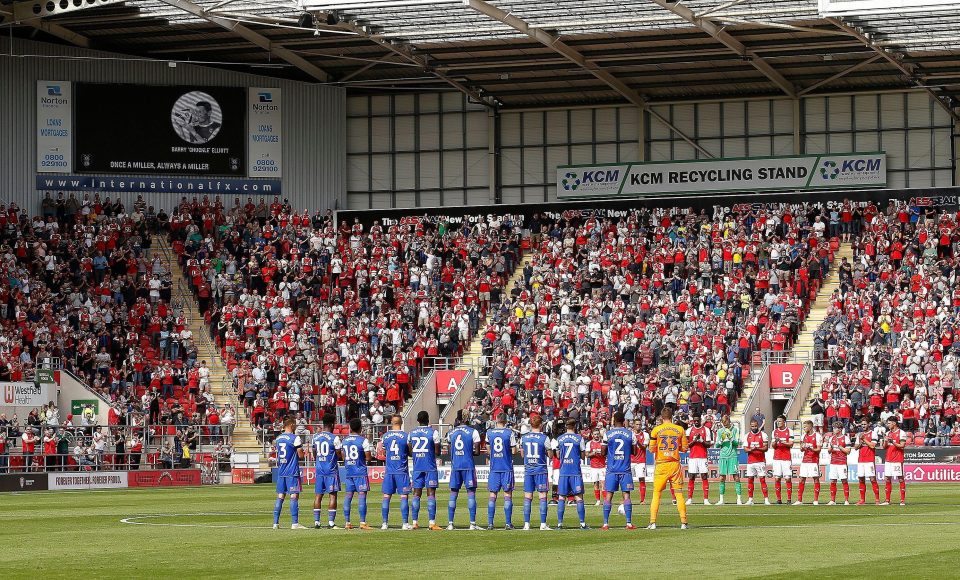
[
  {"x1": 276, "y1": 475, "x2": 302, "y2": 495},
  {"x1": 344, "y1": 476, "x2": 370, "y2": 493},
  {"x1": 558, "y1": 475, "x2": 584, "y2": 497},
  {"x1": 412, "y1": 470, "x2": 439, "y2": 489},
  {"x1": 523, "y1": 472, "x2": 548, "y2": 493},
  {"x1": 382, "y1": 472, "x2": 412, "y2": 495},
  {"x1": 314, "y1": 473, "x2": 340, "y2": 494},
  {"x1": 604, "y1": 472, "x2": 634, "y2": 493},
  {"x1": 487, "y1": 471, "x2": 515, "y2": 493},
  {"x1": 449, "y1": 468, "x2": 477, "y2": 491}
]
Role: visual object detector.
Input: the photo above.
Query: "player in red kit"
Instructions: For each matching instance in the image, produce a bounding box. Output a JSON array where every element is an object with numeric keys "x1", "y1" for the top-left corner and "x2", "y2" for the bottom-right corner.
[
  {"x1": 742, "y1": 419, "x2": 770, "y2": 505},
  {"x1": 630, "y1": 420, "x2": 649, "y2": 504},
  {"x1": 770, "y1": 415, "x2": 794, "y2": 504},
  {"x1": 588, "y1": 430, "x2": 606, "y2": 506},
  {"x1": 854, "y1": 420, "x2": 881, "y2": 505},
  {"x1": 881, "y1": 418, "x2": 908, "y2": 506},
  {"x1": 685, "y1": 416, "x2": 713, "y2": 505},
  {"x1": 795, "y1": 420, "x2": 822, "y2": 505},
  {"x1": 826, "y1": 422, "x2": 851, "y2": 505}
]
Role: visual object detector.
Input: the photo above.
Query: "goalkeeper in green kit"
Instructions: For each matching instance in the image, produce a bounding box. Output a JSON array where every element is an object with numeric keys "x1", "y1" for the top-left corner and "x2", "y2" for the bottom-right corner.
[{"x1": 715, "y1": 415, "x2": 742, "y2": 505}]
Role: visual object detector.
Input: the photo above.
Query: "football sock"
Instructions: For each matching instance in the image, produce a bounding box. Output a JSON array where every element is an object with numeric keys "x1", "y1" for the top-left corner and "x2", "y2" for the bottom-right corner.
[
  {"x1": 382, "y1": 498, "x2": 390, "y2": 524},
  {"x1": 358, "y1": 492, "x2": 367, "y2": 523},
  {"x1": 760, "y1": 479, "x2": 768, "y2": 498},
  {"x1": 842, "y1": 481, "x2": 849, "y2": 501},
  {"x1": 273, "y1": 498, "x2": 283, "y2": 525},
  {"x1": 676, "y1": 488, "x2": 688, "y2": 523},
  {"x1": 797, "y1": 481, "x2": 804, "y2": 502},
  {"x1": 343, "y1": 492, "x2": 353, "y2": 523},
  {"x1": 603, "y1": 501, "x2": 612, "y2": 525},
  {"x1": 649, "y1": 492, "x2": 660, "y2": 525},
  {"x1": 688, "y1": 480, "x2": 695, "y2": 499},
  {"x1": 830, "y1": 482, "x2": 837, "y2": 501},
  {"x1": 400, "y1": 497, "x2": 409, "y2": 524},
  {"x1": 487, "y1": 498, "x2": 496, "y2": 527},
  {"x1": 639, "y1": 481, "x2": 647, "y2": 503},
  {"x1": 427, "y1": 497, "x2": 437, "y2": 522},
  {"x1": 623, "y1": 497, "x2": 633, "y2": 524},
  {"x1": 702, "y1": 479, "x2": 709, "y2": 499},
  {"x1": 735, "y1": 481, "x2": 742, "y2": 497},
  {"x1": 290, "y1": 498, "x2": 299, "y2": 524},
  {"x1": 871, "y1": 480, "x2": 880, "y2": 502},
  {"x1": 467, "y1": 491, "x2": 477, "y2": 523},
  {"x1": 814, "y1": 480, "x2": 821, "y2": 500},
  {"x1": 448, "y1": 491, "x2": 458, "y2": 523},
  {"x1": 539, "y1": 498, "x2": 548, "y2": 525},
  {"x1": 523, "y1": 498, "x2": 532, "y2": 524},
  {"x1": 411, "y1": 496, "x2": 421, "y2": 521},
  {"x1": 576, "y1": 500, "x2": 585, "y2": 524},
  {"x1": 859, "y1": 481, "x2": 866, "y2": 502},
  {"x1": 504, "y1": 497, "x2": 513, "y2": 524},
  {"x1": 748, "y1": 480, "x2": 755, "y2": 498},
  {"x1": 313, "y1": 508, "x2": 321, "y2": 524},
  {"x1": 899, "y1": 481, "x2": 906, "y2": 502},
  {"x1": 786, "y1": 480, "x2": 793, "y2": 502},
  {"x1": 719, "y1": 481, "x2": 726, "y2": 498},
  {"x1": 594, "y1": 488, "x2": 601, "y2": 501},
  {"x1": 328, "y1": 509, "x2": 336, "y2": 526},
  {"x1": 885, "y1": 480, "x2": 892, "y2": 502},
  {"x1": 775, "y1": 480, "x2": 782, "y2": 501},
  {"x1": 557, "y1": 498, "x2": 566, "y2": 525}
]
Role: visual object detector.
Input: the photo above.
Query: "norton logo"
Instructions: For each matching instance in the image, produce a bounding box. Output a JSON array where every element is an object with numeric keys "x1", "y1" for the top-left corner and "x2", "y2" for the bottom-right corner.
[
  {"x1": 47, "y1": 85, "x2": 62, "y2": 96},
  {"x1": 258, "y1": 92, "x2": 272, "y2": 103}
]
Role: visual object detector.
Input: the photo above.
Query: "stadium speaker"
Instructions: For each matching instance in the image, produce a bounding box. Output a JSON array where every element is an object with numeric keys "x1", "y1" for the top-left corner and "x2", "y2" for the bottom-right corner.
[{"x1": 297, "y1": 12, "x2": 315, "y2": 28}]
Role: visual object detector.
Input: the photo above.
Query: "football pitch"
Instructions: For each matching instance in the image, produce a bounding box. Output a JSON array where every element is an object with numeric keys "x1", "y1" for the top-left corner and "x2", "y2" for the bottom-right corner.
[{"x1": 4, "y1": 484, "x2": 960, "y2": 579}]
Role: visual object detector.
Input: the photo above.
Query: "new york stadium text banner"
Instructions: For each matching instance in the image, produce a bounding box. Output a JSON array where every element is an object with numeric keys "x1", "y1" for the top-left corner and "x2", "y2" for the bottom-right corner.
[{"x1": 556, "y1": 153, "x2": 886, "y2": 199}]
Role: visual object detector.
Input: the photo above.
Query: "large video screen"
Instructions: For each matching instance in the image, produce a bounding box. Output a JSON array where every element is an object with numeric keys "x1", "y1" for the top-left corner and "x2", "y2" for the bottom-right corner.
[{"x1": 74, "y1": 84, "x2": 246, "y2": 176}]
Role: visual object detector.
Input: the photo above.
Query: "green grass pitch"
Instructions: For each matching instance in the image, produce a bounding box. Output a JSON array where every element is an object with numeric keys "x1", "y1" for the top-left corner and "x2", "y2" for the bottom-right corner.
[{"x1": 3, "y1": 484, "x2": 959, "y2": 579}]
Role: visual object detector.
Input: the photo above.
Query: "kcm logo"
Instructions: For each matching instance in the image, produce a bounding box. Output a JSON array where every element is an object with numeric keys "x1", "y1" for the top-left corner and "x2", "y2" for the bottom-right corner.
[
  {"x1": 258, "y1": 92, "x2": 273, "y2": 103},
  {"x1": 820, "y1": 160, "x2": 839, "y2": 180},
  {"x1": 46, "y1": 85, "x2": 62, "y2": 96},
  {"x1": 561, "y1": 171, "x2": 581, "y2": 191}
]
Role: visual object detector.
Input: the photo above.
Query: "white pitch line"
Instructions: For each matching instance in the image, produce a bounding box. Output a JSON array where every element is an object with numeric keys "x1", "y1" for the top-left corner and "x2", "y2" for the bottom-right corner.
[{"x1": 119, "y1": 513, "x2": 960, "y2": 531}]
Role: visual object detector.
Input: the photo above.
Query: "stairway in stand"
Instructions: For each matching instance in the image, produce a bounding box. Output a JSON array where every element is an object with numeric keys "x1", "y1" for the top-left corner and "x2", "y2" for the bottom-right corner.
[
  {"x1": 152, "y1": 235, "x2": 264, "y2": 462},
  {"x1": 731, "y1": 243, "x2": 853, "y2": 427},
  {"x1": 458, "y1": 256, "x2": 529, "y2": 379}
]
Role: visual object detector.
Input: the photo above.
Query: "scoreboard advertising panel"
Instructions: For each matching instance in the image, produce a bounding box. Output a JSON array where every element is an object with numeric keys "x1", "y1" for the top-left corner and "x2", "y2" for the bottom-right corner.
[{"x1": 38, "y1": 82, "x2": 282, "y2": 185}]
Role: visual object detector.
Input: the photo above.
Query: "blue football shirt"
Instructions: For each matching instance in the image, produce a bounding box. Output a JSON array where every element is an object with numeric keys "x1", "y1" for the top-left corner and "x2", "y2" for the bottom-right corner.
[
  {"x1": 382, "y1": 430, "x2": 411, "y2": 474},
  {"x1": 275, "y1": 432, "x2": 302, "y2": 478},
  {"x1": 447, "y1": 426, "x2": 480, "y2": 470},
  {"x1": 311, "y1": 431, "x2": 341, "y2": 477},
  {"x1": 486, "y1": 428, "x2": 517, "y2": 473},
  {"x1": 553, "y1": 433, "x2": 584, "y2": 477},
  {"x1": 409, "y1": 426, "x2": 440, "y2": 472},
  {"x1": 341, "y1": 434, "x2": 371, "y2": 478},
  {"x1": 604, "y1": 427, "x2": 636, "y2": 474},
  {"x1": 520, "y1": 432, "x2": 548, "y2": 475}
]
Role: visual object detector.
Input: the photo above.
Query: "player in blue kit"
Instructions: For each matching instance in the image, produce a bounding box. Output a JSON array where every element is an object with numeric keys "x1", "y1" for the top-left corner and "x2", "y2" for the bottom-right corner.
[
  {"x1": 273, "y1": 416, "x2": 307, "y2": 530},
  {"x1": 341, "y1": 418, "x2": 373, "y2": 530},
  {"x1": 381, "y1": 414, "x2": 412, "y2": 530},
  {"x1": 311, "y1": 414, "x2": 342, "y2": 529},
  {"x1": 446, "y1": 422, "x2": 481, "y2": 530},
  {"x1": 602, "y1": 412, "x2": 638, "y2": 530},
  {"x1": 520, "y1": 415, "x2": 550, "y2": 531},
  {"x1": 551, "y1": 418, "x2": 589, "y2": 530},
  {"x1": 409, "y1": 411, "x2": 442, "y2": 530},
  {"x1": 485, "y1": 414, "x2": 517, "y2": 530}
]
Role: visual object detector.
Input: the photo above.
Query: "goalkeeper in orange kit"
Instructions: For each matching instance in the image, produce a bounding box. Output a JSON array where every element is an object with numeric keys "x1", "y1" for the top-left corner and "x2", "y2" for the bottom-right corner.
[{"x1": 647, "y1": 407, "x2": 689, "y2": 530}]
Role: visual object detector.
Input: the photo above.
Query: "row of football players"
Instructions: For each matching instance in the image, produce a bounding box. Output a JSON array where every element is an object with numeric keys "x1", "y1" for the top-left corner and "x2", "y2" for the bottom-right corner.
[{"x1": 271, "y1": 412, "x2": 909, "y2": 530}]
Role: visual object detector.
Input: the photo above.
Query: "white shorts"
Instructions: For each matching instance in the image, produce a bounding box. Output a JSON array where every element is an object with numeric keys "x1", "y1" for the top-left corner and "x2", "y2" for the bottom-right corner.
[
  {"x1": 745, "y1": 463, "x2": 767, "y2": 478},
  {"x1": 857, "y1": 462, "x2": 876, "y2": 478},
  {"x1": 549, "y1": 466, "x2": 559, "y2": 486},
  {"x1": 687, "y1": 458, "x2": 709, "y2": 475},
  {"x1": 828, "y1": 464, "x2": 848, "y2": 481},
  {"x1": 771, "y1": 459, "x2": 793, "y2": 478},
  {"x1": 632, "y1": 463, "x2": 648, "y2": 480},
  {"x1": 884, "y1": 462, "x2": 904, "y2": 479},
  {"x1": 590, "y1": 467, "x2": 606, "y2": 483},
  {"x1": 799, "y1": 463, "x2": 820, "y2": 479}
]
